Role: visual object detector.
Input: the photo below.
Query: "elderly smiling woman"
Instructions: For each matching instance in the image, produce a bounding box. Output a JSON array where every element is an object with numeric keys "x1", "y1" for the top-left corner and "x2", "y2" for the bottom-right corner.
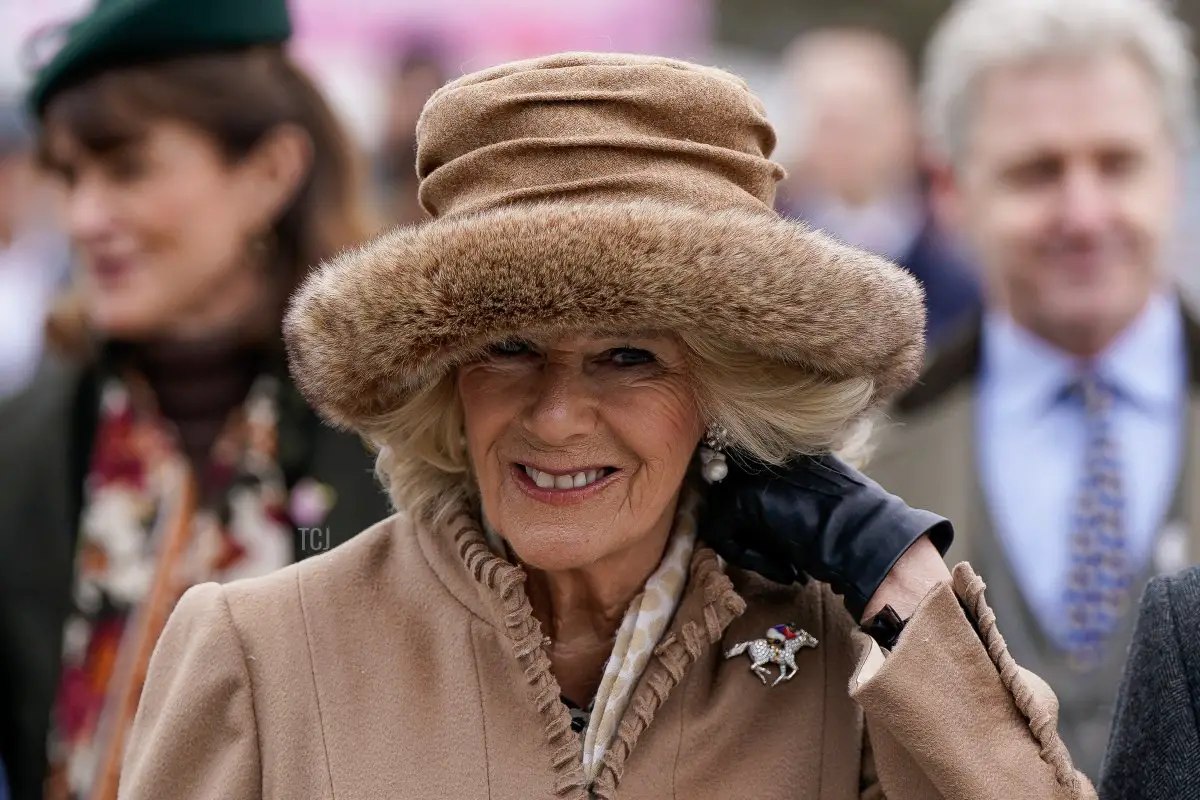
[{"x1": 119, "y1": 54, "x2": 1095, "y2": 799}]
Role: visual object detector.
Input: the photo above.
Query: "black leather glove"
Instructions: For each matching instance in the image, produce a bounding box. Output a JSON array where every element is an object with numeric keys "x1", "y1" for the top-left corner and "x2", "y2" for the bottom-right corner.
[{"x1": 698, "y1": 451, "x2": 953, "y2": 622}]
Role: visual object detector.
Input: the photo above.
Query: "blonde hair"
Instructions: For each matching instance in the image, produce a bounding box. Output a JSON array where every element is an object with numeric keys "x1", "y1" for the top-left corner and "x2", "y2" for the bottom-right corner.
[
  {"x1": 366, "y1": 336, "x2": 877, "y2": 529},
  {"x1": 922, "y1": 0, "x2": 1195, "y2": 165}
]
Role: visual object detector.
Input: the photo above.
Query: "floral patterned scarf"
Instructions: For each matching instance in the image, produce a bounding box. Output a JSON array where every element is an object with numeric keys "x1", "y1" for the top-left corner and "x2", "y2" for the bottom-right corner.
[{"x1": 45, "y1": 372, "x2": 328, "y2": 799}]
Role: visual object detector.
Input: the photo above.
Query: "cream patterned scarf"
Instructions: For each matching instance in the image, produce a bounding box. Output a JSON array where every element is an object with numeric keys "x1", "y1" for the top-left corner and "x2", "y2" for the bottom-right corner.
[{"x1": 485, "y1": 493, "x2": 698, "y2": 784}]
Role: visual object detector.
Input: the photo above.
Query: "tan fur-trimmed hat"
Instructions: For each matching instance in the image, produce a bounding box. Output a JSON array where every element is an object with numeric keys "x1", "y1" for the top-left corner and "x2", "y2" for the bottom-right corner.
[{"x1": 284, "y1": 52, "x2": 926, "y2": 430}]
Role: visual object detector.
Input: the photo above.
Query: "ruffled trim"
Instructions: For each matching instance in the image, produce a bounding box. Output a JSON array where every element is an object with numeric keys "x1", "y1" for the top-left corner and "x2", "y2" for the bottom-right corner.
[
  {"x1": 590, "y1": 547, "x2": 747, "y2": 799},
  {"x1": 582, "y1": 503, "x2": 696, "y2": 780},
  {"x1": 451, "y1": 508, "x2": 748, "y2": 800},
  {"x1": 952, "y1": 563, "x2": 1093, "y2": 798},
  {"x1": 451, "y1": 513, "x2": 590, "y2": 799}
]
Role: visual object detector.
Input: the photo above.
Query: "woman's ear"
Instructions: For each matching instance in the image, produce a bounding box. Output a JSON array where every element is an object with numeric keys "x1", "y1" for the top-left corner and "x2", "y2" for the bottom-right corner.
[{"x1": 241, "y1": 123, "x2": 314, "y2": 230}]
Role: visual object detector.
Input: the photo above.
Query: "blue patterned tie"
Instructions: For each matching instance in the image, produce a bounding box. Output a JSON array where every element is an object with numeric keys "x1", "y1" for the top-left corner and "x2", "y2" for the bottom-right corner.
[{"x1": 1063, "y1": 373, "x2": 1131, "y2": 669}]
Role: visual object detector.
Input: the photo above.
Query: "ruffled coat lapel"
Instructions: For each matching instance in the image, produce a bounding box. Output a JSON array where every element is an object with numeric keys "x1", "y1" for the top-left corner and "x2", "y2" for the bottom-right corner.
[{"x1": 444, "y1": 507, "x2": 746, "y2": 799}]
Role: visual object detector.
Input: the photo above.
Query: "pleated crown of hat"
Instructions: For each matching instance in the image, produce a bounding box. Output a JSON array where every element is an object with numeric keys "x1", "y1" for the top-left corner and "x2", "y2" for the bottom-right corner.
[{"x1": 284, "y1": 52, "x2": 926, "y2": 431}]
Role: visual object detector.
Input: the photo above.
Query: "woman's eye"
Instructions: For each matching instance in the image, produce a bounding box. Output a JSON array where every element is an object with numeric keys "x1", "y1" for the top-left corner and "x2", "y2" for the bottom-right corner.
[
  {"x1": 106, "y1": 151, "x2": 147, "y2": 183},
  {"x1": 608, "y1": 347, "x2": 657, "y2": 367}
]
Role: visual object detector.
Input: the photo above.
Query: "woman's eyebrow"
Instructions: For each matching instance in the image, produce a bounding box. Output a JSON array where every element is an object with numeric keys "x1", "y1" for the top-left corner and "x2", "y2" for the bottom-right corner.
[{"x1": 585, "y1": 328, "x2": 667, "y2": 340}]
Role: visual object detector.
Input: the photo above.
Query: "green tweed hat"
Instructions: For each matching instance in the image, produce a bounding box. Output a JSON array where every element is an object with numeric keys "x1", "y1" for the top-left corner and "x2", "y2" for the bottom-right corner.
[{"x1": 26, "y1": 0, "x2": 292, "y2": 117}]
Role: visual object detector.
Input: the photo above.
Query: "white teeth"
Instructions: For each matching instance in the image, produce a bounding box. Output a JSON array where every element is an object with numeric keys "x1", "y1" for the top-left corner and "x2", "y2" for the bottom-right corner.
[
  {"x1": 522, "y1": 465, "x2": 608, "y2": 490},
  {"x1": 523, "y1": 465, "x2": 557, "y2": 489}
]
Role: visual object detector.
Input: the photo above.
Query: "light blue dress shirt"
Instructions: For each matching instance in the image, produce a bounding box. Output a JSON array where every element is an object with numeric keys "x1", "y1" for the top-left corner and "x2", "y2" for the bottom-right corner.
[{"x1": 976, "y1": 294, "x2": 1188, "y2": 645}]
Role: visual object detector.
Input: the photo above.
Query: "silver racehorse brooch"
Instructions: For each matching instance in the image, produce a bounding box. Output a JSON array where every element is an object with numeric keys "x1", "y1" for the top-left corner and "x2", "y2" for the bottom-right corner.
[{"x1": 725, "y1": 623, "x2": 818, "y2": 686}]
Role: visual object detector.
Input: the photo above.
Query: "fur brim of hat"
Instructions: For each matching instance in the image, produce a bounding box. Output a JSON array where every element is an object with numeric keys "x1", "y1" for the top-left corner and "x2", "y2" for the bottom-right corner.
[{"x1": 284, "y1": 200, "x2": 926, "y2": 430}]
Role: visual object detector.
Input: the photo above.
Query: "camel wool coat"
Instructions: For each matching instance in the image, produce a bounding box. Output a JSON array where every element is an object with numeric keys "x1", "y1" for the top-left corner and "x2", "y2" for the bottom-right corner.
[{"x1": 118, "y1": 512, "x2": 1095, "y2": 799}]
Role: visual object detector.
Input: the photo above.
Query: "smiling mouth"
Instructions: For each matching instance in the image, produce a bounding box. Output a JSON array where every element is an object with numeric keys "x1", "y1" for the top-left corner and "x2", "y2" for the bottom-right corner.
[{"x1": 518, "y1": 464, "x2": 618, "y2": 490}]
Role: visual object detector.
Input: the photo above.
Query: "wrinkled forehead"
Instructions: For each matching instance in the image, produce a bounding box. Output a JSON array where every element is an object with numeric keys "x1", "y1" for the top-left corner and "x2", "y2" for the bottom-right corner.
[{"x1": 506, "y1": 328, "x2": 682, "y2": 347}]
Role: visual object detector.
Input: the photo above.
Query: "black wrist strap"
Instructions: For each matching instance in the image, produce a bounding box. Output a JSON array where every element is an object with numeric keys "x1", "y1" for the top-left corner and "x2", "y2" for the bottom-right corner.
[
  {"x1": 861, "y1": 604, "x2": 907, "y2": 650},
  {"x1": 861, "y1": 594, "x2": 984, "y2": 652}
]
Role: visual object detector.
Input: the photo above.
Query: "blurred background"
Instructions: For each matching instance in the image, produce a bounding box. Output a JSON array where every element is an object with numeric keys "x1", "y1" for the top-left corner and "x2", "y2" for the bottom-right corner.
[
  {"x1": 1, "y1": 1, "x2": 1199, "y2": 792},
  {"x1": 3, "y1": 0, "x2": 1200, "y2": 399}
]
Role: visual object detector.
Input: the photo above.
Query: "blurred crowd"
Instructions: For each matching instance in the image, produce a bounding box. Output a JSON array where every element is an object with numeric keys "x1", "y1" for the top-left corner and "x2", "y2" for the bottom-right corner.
[
  {"x1": 0, "y1": 9, "x2": 991, "y2": 404},
  {"x1": 1, "y1": 0, "x2": 1199, "y2": 797}
]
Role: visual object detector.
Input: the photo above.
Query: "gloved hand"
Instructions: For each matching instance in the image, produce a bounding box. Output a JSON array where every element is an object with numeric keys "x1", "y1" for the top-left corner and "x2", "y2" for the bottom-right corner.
[{"x1": 698, "y1": 451, "x2": 953, "y2": 622}]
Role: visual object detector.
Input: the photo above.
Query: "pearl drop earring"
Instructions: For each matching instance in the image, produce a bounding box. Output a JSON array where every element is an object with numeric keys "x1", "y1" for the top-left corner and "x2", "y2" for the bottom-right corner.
[{"x1": 699, "y1": 424, "x2": 729, "y2": 484}]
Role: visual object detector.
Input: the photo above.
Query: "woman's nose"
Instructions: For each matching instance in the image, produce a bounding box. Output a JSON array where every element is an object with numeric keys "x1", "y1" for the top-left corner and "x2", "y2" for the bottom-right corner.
[
  {"x1": 65, "y1": 179, "x2": 115, "y2": 244},
  {"x1": 521, "y1": 362, "x2": 598, "y2": 446}
]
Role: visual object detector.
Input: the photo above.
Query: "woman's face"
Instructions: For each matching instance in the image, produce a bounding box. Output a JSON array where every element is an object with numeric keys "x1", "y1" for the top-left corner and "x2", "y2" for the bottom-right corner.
[
  {"x1": 45, "y1": 119, "x2": 290, "y2": 340},
  {"x1": 457, "y1": 333, "x2": 704, "y2": 572}
]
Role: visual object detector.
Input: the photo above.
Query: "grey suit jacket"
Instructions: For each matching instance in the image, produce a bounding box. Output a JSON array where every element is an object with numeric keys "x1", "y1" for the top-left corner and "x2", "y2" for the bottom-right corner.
[
  {"x1": 866, "y1": 311, "x2": 1200, "y2": 778},
  {"x1": 867, "y1": 313, "x2": 1200, "y2": 571},
  {"x1": 1100, "y1": 566, "x2": 1200, "y2": 799}
]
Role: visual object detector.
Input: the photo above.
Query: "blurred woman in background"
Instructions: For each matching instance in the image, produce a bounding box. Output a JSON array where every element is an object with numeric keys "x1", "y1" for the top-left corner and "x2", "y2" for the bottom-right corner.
[{"x1": 0, "y1": 0, "x2": 392, "y2": 797}]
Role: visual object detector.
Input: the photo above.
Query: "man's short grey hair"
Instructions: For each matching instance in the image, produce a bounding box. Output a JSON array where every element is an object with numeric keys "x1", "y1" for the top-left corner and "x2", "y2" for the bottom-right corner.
[{"x1": 922, "y1": 0, "x2": 1196, "y2": 164}]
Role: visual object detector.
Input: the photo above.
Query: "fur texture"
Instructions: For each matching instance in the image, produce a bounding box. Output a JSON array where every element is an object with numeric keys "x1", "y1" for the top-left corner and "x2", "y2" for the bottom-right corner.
[{"x1": 284, "y1": 199, "x2": 926, "y2": 430}]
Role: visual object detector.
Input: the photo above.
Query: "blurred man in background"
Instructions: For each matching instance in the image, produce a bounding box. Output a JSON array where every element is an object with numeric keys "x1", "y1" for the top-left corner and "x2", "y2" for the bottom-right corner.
[
  {"x1": 0, "y1": 99, "x2": 69, "y2": 399},
  {"x1": 374, "y1": 42, "x2": 448, "y2": 226},
  {"x1": 868, "y1": 0, "x2": 1199, "y2": 779},
  {"x1": 776, "y1": 25, "x2": 980, "y2": 345}
]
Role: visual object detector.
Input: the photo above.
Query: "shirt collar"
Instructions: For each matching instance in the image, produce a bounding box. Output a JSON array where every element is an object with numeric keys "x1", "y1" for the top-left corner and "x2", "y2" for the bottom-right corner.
[{"x1": 981, "y1": 293, "x2": 1186, "y2": 417}]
